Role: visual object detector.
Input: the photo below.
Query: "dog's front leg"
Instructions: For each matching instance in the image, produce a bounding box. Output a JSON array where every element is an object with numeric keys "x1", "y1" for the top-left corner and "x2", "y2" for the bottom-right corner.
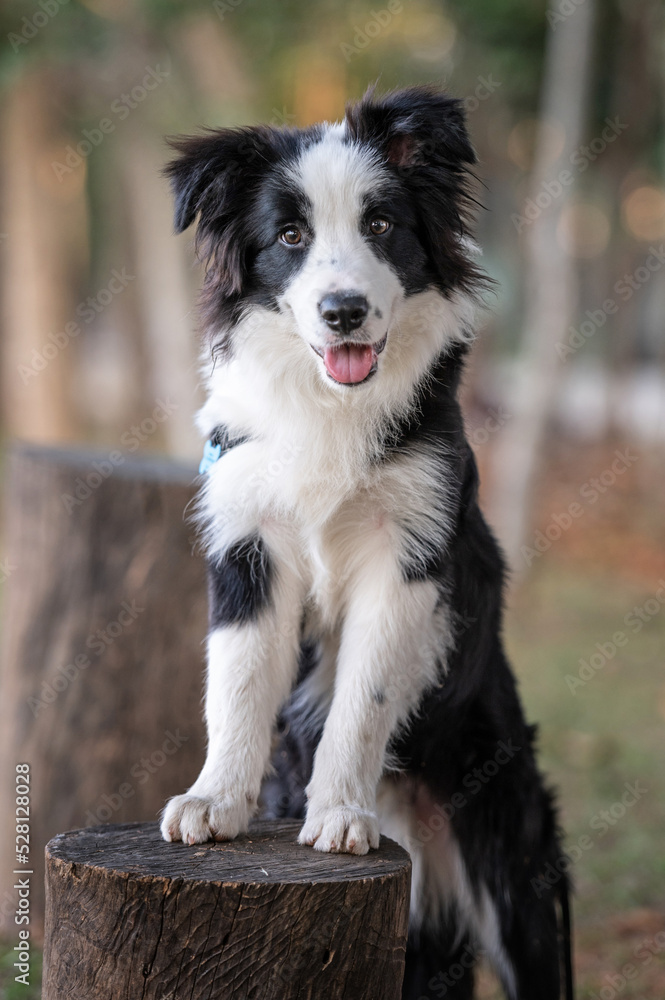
[
  {"x1": 161, "y1": 535, "x2": 302, "y2": 844},
  {"x1": 299, "y1": 567, "x2": 441, "y2": 855}
]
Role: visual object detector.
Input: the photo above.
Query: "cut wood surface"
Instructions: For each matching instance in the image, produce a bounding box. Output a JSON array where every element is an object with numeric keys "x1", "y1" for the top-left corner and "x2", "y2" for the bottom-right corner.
[{"x1": 43, "y1": 820, "x2": 411, "y2": 1000}]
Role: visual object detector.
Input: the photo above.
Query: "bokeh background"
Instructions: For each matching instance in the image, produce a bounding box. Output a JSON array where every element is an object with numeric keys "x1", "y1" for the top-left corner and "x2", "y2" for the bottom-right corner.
[{"x1": 0, "y1": 0, "x2": 664, "y2": 996}]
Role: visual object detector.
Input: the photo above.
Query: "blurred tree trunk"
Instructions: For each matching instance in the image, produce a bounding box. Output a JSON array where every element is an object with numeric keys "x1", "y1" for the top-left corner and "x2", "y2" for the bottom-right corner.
[
  {"x1": 602, "y1": 0, "x2": 662, "y2": 438},
  {"x1": 122, "y1": 126, "x2": 202, "y2": 460},
  {"x1": 0, "y1": 69, "x2": 87, "y2": 443},
  {"x1": 0, "y1": 445, "x2": 207, "y2": 937},
  {"x1": 488, "y1": 0, "x2": 597, "y2": 574}
]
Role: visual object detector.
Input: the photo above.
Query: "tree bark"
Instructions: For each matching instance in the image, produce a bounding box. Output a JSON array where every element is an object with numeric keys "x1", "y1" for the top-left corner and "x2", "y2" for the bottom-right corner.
[
  {"x1": 0, "y1": 444, "x2": 208, "y2": 937},
  {"x1": 43, "y1": 820, "x2": 411, "y2": 1000}
]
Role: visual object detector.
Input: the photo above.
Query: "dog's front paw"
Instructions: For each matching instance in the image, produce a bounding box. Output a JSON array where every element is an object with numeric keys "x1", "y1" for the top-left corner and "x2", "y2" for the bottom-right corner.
[
  {"x1": 160, "y1": 791, "x2": 252, "y2": 845},
  {"x1": 298, "y1": 804, "x2": 380, "y2": 855}
]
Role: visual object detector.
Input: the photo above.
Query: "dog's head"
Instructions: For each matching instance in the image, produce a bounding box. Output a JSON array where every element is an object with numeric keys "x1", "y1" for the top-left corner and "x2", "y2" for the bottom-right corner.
[{"x1": 167, "y1": 85, "x2": 482, "y2": 389}]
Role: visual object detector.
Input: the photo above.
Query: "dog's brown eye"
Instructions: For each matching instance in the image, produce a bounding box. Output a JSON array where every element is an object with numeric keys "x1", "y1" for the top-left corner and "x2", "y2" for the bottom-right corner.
[
  {"x1": 369, "y1": 218, "x2": 390, "y2": 235},
  {"x1": 280, "y1": 227, "x2": 302, "y2": 245}
]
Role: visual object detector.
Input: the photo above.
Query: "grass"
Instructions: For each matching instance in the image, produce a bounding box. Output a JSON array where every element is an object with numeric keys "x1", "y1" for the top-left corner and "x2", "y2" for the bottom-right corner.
[
  {"x1": 1, "y1": 558, "x2": 663, "y2": 998},
  {"x1": 0, "y1": 946, "x2": 41, "y2": 1000},
  {"x1": 508, "y1": 563, "x2": 665, "y2": 917},
  {"x1": 502, "y1": 558, "x2": 665, "y2": 998}
]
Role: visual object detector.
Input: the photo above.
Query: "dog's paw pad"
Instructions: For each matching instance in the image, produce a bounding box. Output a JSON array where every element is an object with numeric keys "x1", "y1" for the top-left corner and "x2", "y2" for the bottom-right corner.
[
  {"x1": 160, "y1": 792, "x2": 250, "y2": 845},
  {"x1": 298, "y1": 806, "x2": 379, "y2": 855}
]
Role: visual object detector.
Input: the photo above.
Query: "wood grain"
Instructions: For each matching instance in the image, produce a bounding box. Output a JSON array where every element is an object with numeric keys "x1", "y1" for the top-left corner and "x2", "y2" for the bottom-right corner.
[{"x1": 43, "y1": 820, "x2": 411, "y2": 1000}]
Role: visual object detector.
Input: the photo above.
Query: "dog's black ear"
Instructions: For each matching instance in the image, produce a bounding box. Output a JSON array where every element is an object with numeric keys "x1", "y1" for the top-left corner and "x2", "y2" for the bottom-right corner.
[
  {"x1": 165, "y1": 134, "x2": 217, "y2": 234},
  {"x1": 347, "y1": 86, "x2": 488, "y2": 296},
  {"x1": 164, "y1": 126, "x2": 278, "y2": 297},
  {"x1": 164, "y1": 129, "x2": 252, "y2": 234},
  {"x1": 345, "y1": 84, "x2": 476, "y2": 171}
]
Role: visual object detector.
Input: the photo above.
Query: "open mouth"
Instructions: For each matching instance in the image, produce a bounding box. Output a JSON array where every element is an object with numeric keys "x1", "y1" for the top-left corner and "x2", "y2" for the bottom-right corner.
[{"x1": 312, "y1": 334, "x2": 387, "y2": 386}]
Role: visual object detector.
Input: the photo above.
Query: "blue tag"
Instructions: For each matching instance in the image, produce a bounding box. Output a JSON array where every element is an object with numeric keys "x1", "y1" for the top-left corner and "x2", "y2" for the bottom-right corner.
[{"x1": 199, "y1": 440, "x2": 223, "y2": 475}]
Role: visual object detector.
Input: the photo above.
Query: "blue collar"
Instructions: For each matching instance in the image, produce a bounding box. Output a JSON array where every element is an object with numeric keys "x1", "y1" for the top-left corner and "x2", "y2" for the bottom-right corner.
[
  {"x1": 199, "y1": 427, "x2": 250, "y2": 474},
  {"x1": 199, "y1": 439, "x2": 223, "y2": 475}
]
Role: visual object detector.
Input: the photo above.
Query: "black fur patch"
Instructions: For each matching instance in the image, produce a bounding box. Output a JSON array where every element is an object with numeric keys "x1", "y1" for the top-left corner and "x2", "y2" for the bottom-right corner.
[
  {"x1": 209, "y1": 423, "x2": 250, "y2": 452},
  {"x1": 208, "y1": 535, "x2": 273, "y2": 628},
  {"x1": 164, "y1": 124, "x2": 322, "y2": 354},
  {"x1": 403, "y1": 915, "x2": 477, "y2": 1000},
  {"x1": 360, "y1": 184, "x2": 437, "y2": 297},
  {"x1": 345, "y1": 85, "x2": 490, "y2": 297},
  {"x1": 376, "y1": 344, "x2": 469, "y2": 583},
  {"x1": 244, "y1": 177, "x2": 314, "y2": 312}
]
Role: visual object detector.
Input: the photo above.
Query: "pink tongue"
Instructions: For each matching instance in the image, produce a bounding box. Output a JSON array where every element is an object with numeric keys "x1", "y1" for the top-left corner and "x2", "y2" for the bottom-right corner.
[{"x1": 324, "y1": 343, "x2": 374, "y2": 384}]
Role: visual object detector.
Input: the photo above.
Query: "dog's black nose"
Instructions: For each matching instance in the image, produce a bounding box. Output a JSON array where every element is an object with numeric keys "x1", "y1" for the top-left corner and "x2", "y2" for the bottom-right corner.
[{"x1": 318, "y1": 293, "x2": 369, "y2": 335}]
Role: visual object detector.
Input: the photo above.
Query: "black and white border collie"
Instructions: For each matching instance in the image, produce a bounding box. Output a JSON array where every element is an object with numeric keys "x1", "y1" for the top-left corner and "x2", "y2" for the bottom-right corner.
[{"x1": 160, "y1": 85, "x2": 573, "y2": 1000}]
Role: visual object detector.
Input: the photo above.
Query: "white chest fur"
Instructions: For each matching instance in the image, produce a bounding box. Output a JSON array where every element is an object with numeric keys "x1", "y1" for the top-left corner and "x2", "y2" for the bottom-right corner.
[{"x1": 195, "y1": 289, "x2": 476, "y2": 599}]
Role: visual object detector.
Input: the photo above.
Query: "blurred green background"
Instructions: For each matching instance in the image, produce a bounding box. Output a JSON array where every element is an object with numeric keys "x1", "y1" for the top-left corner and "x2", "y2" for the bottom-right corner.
[{"x1": 0, "y1": 0, "x2": 664, "y2": 996}]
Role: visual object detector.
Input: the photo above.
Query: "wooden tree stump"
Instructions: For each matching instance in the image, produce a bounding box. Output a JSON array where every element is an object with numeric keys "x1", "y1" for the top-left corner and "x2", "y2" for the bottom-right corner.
[
  {"x1": 0, "y1": 443, "x2": 208, "y2": 936},
  {"x1": 43, "y1": 820, "x2": 411, "y2": 1000}
]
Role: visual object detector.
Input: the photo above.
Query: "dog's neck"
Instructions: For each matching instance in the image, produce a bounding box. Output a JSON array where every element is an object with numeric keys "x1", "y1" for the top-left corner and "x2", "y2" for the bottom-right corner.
[{"x1": 197, "y1": 288, "x2": 477, "y2": 448}]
